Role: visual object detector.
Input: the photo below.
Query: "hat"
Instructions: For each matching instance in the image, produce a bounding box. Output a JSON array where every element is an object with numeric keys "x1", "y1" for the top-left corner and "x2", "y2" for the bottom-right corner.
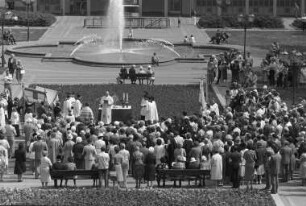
[
  {"x1": 201, "y1": 156, "x2": 207, "y2": 161},
  {"x1": 148, "y1": 147, "x2": 154, "y2": 153},
  {"x1": 190, "y1": 157, "x2": 196, "y2": 163},
  {"x1": 98, "y1": 121, "x2": 104, "y2": 126},
  {"x1": 76, "y1": 136, "x2": 82, "y2": 143},
  {"x1": 114, "y1": 121, "x2": 120, "y2": 126}
]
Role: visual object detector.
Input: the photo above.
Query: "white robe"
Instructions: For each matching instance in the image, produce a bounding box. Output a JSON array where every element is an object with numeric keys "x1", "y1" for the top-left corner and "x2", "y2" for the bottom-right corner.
[
  {"x1": 210, "y1": 153, "x2": 222, "y2": 180},
  {"x1": 140, "y1": 98, "x2": 148, "y2": 117},
  {"x1": 100, "y1": 95, "x2": 114, "y2": 124},
  {"x1": 73, "y1": 99, "x2": 82, "y2": 117},
  {"x1": 145, "y1": 101, "x2": 159, "y2": 123}
]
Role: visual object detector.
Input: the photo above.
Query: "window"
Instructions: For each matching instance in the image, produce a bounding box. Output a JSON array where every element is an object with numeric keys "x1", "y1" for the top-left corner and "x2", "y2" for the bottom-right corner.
[{"x1": 169, "y1": 0, "x2": 181, "y2": 11}]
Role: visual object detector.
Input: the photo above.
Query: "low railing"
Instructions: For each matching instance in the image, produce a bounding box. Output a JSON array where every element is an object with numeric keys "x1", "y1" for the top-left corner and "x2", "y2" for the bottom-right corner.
[{"x1": 84, "y1": 17, "x2": 170, "y2": 28}]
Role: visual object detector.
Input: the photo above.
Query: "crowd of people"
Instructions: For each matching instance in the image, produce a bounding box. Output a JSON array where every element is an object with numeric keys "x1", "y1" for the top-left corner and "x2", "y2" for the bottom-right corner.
[
  {"x1": 260, "y1": 42, "x2": 304, "y2": 88},
  {"x1": 3, "y1": 54, "x2": 25, "y2": 97},
  {"x1": 207, "y1": 50, "x2": 257, "y2": 88},
  {"x1": 0, "y1": 78, "x2": 305, "y2": 192}
]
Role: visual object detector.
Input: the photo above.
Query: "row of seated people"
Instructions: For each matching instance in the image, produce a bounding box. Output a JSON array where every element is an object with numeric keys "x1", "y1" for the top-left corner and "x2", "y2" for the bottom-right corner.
[{"x1": 117, "y1": 65, "x2": 155, "y2": 85}]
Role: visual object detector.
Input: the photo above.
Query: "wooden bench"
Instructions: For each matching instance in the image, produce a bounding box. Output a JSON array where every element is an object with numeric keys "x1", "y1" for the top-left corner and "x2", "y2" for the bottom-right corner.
[
  {"x1": 156, "y1": 169, "x2": 210, "y2": 187},
  {"x1": 117, "y1": 73, "x2": 153, "y2": 84},
  {"x1": 50, "y1": 169, "x2": 99, "y2": 187}
]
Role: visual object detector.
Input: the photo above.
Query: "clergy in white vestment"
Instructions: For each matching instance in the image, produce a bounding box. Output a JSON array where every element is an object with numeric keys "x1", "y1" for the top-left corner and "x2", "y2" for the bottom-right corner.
[
  {"x1": 63, "y1": 93, "x2": 76, "y2": 116},
  {"x1": 140, "y1": 92, "x2": 149, "y2": 120},
  {"x1": 210, "y1": 100, "x2": 219, "y2": 116},
  {"x1": 100, "y1": 91, "x2": 114, "y2": 124},
  {"x1": 145, "y1": 96, "x2": 159, "y2": 123},
  {"x1": 73, "y1": 94, "x2": 82, "y2": 117}
]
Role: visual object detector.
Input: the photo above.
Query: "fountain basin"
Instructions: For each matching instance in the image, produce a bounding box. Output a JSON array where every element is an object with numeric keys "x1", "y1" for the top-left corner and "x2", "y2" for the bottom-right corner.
[{"x1": 7, "y1": 39, "x2": 236, "y2": 67}]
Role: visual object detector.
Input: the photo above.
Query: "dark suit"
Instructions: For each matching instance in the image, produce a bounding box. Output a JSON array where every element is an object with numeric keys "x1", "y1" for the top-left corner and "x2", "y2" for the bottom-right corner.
[
  {"x1": 269, "y1": 153, "x2": 281, "y2": 194},
  {"x1": 280, "y1": 145, "x2": 292, "y2": 182},
  {"x1": 230, "y1": 151, "x2": 241, "y2": 188}
]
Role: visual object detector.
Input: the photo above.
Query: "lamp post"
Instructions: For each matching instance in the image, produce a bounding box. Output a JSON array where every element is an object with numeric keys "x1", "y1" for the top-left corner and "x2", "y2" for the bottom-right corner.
[
  {"x1": 1, "y1": 11, "x2": 18, "y2": 67},
  {"x1": 22, "y1": 0, "x2": 35, "y2": 42},
  {"x1": 237, "y1": 14, "x2": 255, "y2": 60}
]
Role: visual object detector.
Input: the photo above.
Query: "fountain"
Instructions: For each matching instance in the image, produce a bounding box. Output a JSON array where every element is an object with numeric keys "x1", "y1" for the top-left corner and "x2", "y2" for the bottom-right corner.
[{"x1": 7, "y1": 0, "x2": 236, "y2": 66}]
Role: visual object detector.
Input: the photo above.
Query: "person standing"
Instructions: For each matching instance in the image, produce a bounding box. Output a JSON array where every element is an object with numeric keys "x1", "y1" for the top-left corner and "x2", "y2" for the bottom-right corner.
[
  {"x1": 280, "y1": 141, "x2": 292, "y2": 182},
  {"x1": 47, "y1": 133, "x2": 62, "y2": 164},
  {"x1": 140, "y1": 92, "x2": 149, "y2": 120},
  {"x1": 72, "y1": 137, "x2": 85, "y2": 169},
  {"x1": 79, "y1": 103, "x2": 94, "y2": 125},
  {"x1": 7, "y1": 54, "x2": 16, "y2": 78},
  {"x1": 113, "y1": 146, "x2": 124, "y2": 188},
  {"x1": 0, "y1": 144, "x2": 7, "y2": 181},
  {"x1": 269, "y1": 147, "x2": 282, "y2": 194},
  {"x1": 3, "y1": 70, "x2": 13, "y2": 98},
  {"x1": 95, "y1": 146, "x2": 110, "y2": 187},
  {"x1": 10, "y1": 107, "x2": 20, "y2": 137},
  {"x1": 230, "y1": 145, "x2": 241, "y2": 188},
  {"x1": 15, "y1": 60, "x2": 25, "y2": 84},
  {"x1": 82, "y1": 139, "x2": 96, "y2": 170},
  {"x1": 14, "y1": 142, "x2": 26, "y2": 182},
  {"x1": 177, "y1": 17, "x2": 181, "y2": 28},
  {"x1": 133, "y1": 146, "x2": 144, "y2": 189},
  {"x1": 243, "y1": 143, "x2": 257, "y2": 190},
  {"x1": 100, "y1": 91, "x2": 114, "y2": 125},
  {"x1": 32, "y1": 135, "x2": 48, "y2": 179},
  {"x1": 119, "y1": 143, "x2": 130, "y2": 188},
  {"x1": 5, "y1": 120, "x2": 16, "y2": 158},
  {"x1": 40, "y1": 150, "x2": 52, "y2": 187},
  {"x1": 230, "y1": 60, "x2": 240, "y2": 83},
  {"x1": 144, "y1": 147, "x2": 156, "y2": 188},
  {"x1": 62, "y1": 133, "x2": 75, "y2": 163},
  {"x1": 211, "y1": 150, "x2": 223, "y2": 187},
  {"x1": 73, "y1": 94, "x2": 82, "y2": 118}
]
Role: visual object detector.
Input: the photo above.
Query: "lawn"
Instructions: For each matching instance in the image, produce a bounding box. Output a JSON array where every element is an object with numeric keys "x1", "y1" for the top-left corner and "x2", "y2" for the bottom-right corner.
[
  {"x1": 37, "y1": 84, "x2": 212, "y2": 120},
  {"x1": 6, "y1": 28, "x2": 47, "y2": 42},
  {"x1": 0, "y1": 188, "x2": 275, "y2": 206},
  {"x1": 206, "y1": 30, "x2": 306, "y2": 52}
]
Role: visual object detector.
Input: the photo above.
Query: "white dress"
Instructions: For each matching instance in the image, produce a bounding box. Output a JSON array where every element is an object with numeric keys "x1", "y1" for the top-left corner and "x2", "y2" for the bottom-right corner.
[
  {"x1": 210, "y1": 153, "x2": 222, "y2": 180},
  {"x1": 40, "y1": 156, "x2": 52, "y2": 183}
]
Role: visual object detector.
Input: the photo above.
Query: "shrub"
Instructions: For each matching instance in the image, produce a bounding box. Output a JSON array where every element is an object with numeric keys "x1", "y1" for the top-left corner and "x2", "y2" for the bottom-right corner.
[
  {"x1": 0, "y1": 9, "x2": 56, "y2": 27},
  {"x1": 198, "y1": 15, "x2": 284, "y2": 28},
  {"x1": 292, "y1": 18, "x2": 305, "y2": 29}
]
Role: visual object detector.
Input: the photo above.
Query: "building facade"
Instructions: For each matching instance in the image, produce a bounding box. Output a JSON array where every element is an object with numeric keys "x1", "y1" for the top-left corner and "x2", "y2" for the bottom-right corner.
[{"x1": 4, "y1": 0, "x2": 306, "y2": 17}]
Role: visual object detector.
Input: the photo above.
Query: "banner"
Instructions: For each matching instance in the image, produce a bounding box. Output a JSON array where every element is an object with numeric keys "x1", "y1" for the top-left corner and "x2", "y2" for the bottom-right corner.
[
  {"x1": 24, "y1": 87, "x2": 46, "y2": 103},
  {"x1": 199, "y1": 79, "x2": 207, "y2": 110},
  {"x1": 35, "y1": 86, "x2": 59, "y2": 106}
]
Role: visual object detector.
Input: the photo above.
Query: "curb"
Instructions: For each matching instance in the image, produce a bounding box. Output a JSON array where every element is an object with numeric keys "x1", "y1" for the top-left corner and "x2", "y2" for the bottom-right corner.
[{"x1": 271, "y1": 194, "x2": 286, "y2": 206}]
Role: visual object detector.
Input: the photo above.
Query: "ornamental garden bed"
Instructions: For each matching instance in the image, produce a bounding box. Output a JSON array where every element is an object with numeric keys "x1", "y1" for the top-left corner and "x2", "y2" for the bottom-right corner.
[
  {"x1": 0, "y1": 188, "x2": 275, "y2": 206},
  {"x1": 36, "y1": 84, "x2": 215, "y2": 120}
]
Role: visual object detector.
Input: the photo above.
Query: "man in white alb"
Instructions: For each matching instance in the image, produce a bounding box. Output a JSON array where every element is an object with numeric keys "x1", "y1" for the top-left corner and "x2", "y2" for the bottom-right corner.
[{"x1": 100, "y1": 91, "x2": 114, "y2": 124}]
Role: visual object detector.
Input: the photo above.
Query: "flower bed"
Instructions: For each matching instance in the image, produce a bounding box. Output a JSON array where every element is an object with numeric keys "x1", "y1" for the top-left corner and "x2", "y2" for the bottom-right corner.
[
  {"x1": 36, "y1": 84, "x2": 210, "y2": 120},
  {"x1": 0, "y1": 188, "x2": 275, "y2": 206}
]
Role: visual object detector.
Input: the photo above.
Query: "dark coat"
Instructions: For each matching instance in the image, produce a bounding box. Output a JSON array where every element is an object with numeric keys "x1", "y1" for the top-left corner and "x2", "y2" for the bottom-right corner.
[
  {"x1": 280, "y1": 145, "x2": 292, "y2": 165},
  {"x1": 14, "y1": 149, "x2": 26, "y2": 174}
]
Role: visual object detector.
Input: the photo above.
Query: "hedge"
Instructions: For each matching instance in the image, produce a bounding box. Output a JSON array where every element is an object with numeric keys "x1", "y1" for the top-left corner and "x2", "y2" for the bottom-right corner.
[
  {"x1": 0, "y1": 188, "x2": 276, "y2": 206},
  {"x1": 0, "y1": 9, "x2": 56, "y2": 27},
  {"x1": 292, "y1": 18, "x2": 306, "y2": 29},
  {"x1": 198, "y1": 15, "x2": 284, "y2": 29}
]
